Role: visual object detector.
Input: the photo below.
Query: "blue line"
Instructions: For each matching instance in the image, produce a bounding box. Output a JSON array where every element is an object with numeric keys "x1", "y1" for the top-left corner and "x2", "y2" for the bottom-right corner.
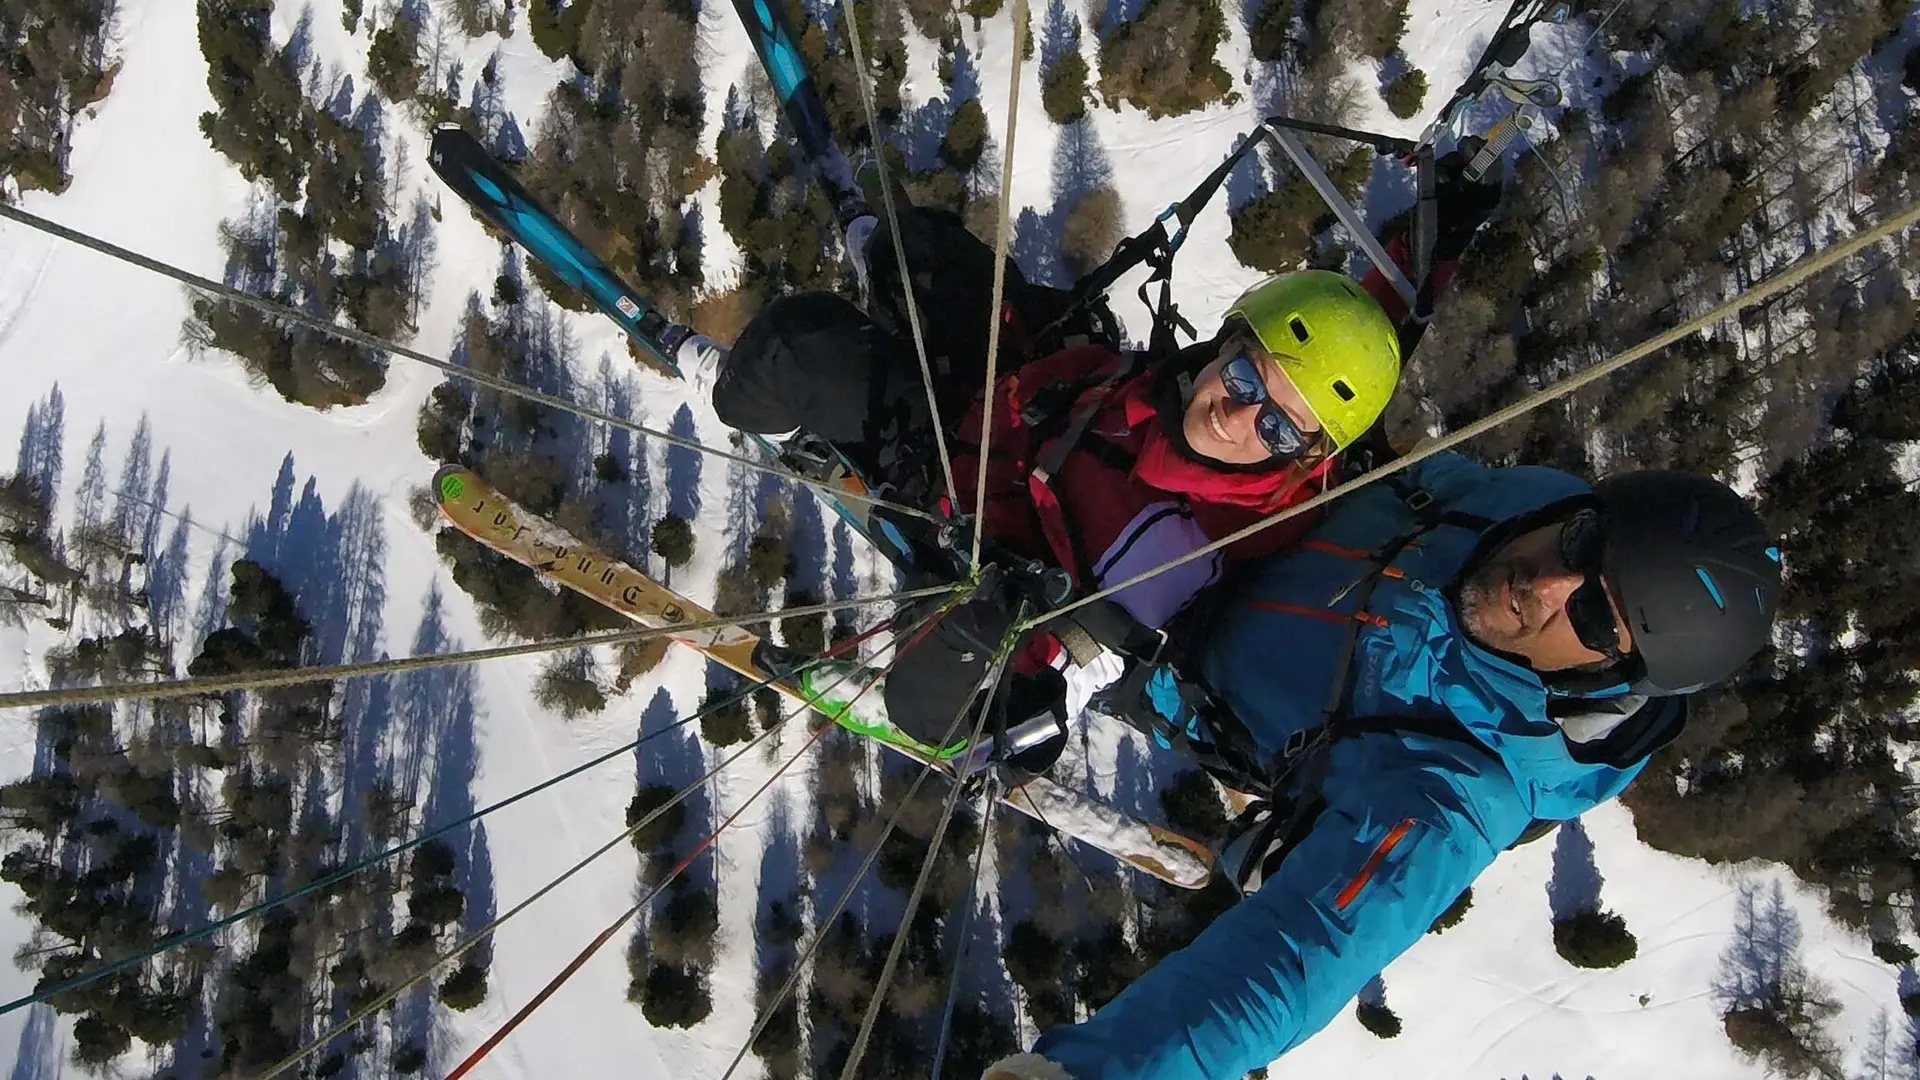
[{"x1": 1695, "y1": 567, "x2": 1726, "y2": 610}]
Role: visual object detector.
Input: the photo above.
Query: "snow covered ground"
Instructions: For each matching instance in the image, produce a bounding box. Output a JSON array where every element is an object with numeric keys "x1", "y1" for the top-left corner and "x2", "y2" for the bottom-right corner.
[{"x1": 0, "y1": 0, "x2": 1912, "y2": 1077}]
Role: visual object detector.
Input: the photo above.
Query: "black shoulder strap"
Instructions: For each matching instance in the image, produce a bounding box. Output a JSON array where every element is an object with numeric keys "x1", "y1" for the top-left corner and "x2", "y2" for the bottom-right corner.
[
  {"x1": 1389, "y1": 473, "x2": 1498, "y2": 534},
  {"x1": 1040, "y1": 597, "x2": 1164, "y2": 665},
  {"x1": 1334, "y1": 713, "x2": 1504, "y2": 764}
]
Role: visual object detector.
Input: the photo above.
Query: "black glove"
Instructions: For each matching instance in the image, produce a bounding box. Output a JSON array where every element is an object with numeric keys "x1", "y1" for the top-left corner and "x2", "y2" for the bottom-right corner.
[{"x1": 884, "y1": 592, "x2": 1023, "y2": 749}]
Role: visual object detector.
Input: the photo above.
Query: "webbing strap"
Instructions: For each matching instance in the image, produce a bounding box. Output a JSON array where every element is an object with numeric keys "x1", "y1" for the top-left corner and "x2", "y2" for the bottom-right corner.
[
  {"x1": 1037, "y1": 125, "x2": 1268, "y2": 354},
  {"x1": 1413, "y1": 144, "x2": 1440, "y2": 321},
  {"x1": 1023, "y1": 358, "x2": 1143, "y2": 582}
]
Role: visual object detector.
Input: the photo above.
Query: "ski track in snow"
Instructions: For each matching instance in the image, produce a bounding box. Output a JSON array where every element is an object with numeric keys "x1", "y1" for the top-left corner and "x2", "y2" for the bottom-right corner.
[{"x1": 0, "y1": 0, "x2": 1912, "y2": 1077}]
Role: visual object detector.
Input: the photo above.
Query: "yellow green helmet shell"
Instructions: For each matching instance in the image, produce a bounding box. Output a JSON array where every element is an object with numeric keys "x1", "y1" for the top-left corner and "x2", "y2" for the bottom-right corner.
[{"x1": 1224, "y1": 269, "x2": 1401, "y2": 451}]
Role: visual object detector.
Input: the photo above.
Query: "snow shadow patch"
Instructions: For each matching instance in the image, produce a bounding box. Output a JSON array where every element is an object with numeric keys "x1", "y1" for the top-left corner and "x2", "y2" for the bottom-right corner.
[
  {"x1": 634, "y1": 685, "x2": 713, "y2": 889},
  {"x1": 1357, "y1": 973, "x2": 1387, "y2": 1007},
  {"x1": 1010, "y1": 207, "x2": 1061, "y2": 294},
  {"x1": 829, "y1": 519, "x2": 857, "y2": 603},
  {"x1": 1012, "y1": 118, "x2": 1117, "y2": 288},
  {"x1": 1360, "y1": 154, "x2": 1417, "y2": 254},
  {"x1": 158, "y1": 764, "x2": 221, "y2": 1074},
  {"x1": 1898, "y1": 965, "x2": 1920, "y2": 1055},
  {"x1": 188, "y1": 534, "x2": 232, "y2": 656},
  {"x1": 244, "y1": 460, "x2": 389, "y2": 729},
  {"x1": 587, "y1": 358, "x2": 653, "y2": 561},
  {"x1": 1038, "y1": 0, "x2": 1083, "y2": 73},
  {"x1": 147, "y1": 511, "x2": 196, "y2": 641},
  {"x1": 1106, "y1": 735, "x2": 1163, "y2": 828},
  {"x1": 788, "y1": 484, "x2": 829, "y2": 597},
  {"x1": 754, "y1": 796, "x2": 804, "y2": 972},
  {"x1": 239, "y1": 455, "x2": 402, "y2": 857},
  {"x1": 896, "y1": 39, "x2": 981, "y2": 172},
  {"x1": 13, "y1": 383, "x2": 65, "y2": 508},
  {"x1": 1547, "y1": 817, "x2": 1603, "y2": 920},
  {"x1": 6, "y1": 1005, "x2": 62, "y2": 1080},
  {"x1": 666, "y1": 403, "x2": 704, "y2": 522},
  {"x1": 1099, "y1": 0, "x2": 1151, "y2": 35},
  {"x1": 1223, "y1": 132, "x2": 1271, "y2": 213},
  {"x1": 1713, "y1": 878, "x2": 1817, "y2": 1016},
  {"x1": 745, "y1": 797, "x2": 818, "y2": 1077},
  {"x1": 284, "y1": 3, "x2": 316, "y2": 77}
]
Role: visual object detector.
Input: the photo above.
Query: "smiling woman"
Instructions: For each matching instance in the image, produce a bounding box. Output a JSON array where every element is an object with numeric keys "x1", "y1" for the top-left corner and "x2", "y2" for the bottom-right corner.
[
  {"x1": 1182, "y1": 344, "x2": 1325, "y2": 465},
  {"x1": 1178, "y1": 270, "x2": 1400, "y2": 468}
]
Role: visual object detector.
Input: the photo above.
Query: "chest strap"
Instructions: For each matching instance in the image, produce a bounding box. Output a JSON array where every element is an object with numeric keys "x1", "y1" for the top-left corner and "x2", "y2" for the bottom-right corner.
[{"x1": 1024, "y1": 358, "x2": 1141, "y2": 584}]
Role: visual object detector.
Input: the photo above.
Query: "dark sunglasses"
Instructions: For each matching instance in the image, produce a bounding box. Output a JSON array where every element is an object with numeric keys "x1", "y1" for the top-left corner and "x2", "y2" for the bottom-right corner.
[
  {"x1": 1220, "y1": 349, "x2": 1316, "y2": 461},
  {"x1": 1558, "y1": 510, "x2": 1628, "y2": 662}
]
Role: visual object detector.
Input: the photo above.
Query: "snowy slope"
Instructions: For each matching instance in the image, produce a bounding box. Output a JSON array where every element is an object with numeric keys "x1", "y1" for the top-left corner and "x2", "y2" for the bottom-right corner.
[{"x1": 0, "y1": 0, "x2": 1912, "y2": 1078}]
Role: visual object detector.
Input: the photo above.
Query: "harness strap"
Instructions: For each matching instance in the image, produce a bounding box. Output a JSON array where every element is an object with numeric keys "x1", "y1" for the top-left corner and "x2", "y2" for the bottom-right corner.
[
  {"x1": 1224, "y1": 481, "x2": 1514, "y2": 887},
  {"x1": 1226, "y1": 710, "x2": 1505, "y2": 892},
  {"x1": 1043, "y1": 597, "x2": 1165, "y2": 660},
  {"x1": 1023, "y1": 357, "x2": 1143, "y2": 584},
  {"x1": 1412, "y1": 144, "x2": 1440, "y2": 321},
  {"x1": 1236, "y1": 527, "x2": 1407, "y2": 857},
  {"x1": 1036, "y1": 128, "x2": 1263, "y2": 358}
]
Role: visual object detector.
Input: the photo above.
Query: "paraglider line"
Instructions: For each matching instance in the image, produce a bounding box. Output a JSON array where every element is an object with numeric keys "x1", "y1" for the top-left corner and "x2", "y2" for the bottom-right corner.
[
  {"x1": 252, "y1": 606, "x2": 946, "y2": 1080},
  {"x1": 0, "y1": 202, "x2": 945, "y2": 529}
]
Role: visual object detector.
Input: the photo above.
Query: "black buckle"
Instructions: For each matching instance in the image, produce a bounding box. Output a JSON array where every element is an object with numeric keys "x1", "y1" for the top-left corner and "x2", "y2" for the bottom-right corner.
[{"x1": 1282, "y1": 728, "x2": 1310, "y2": 759}]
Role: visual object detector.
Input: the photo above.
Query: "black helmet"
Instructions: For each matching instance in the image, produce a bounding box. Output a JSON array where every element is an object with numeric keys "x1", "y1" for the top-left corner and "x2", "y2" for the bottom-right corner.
[{"x1": 1594, "y1": 471, "x2": 1782, "y2": 696}]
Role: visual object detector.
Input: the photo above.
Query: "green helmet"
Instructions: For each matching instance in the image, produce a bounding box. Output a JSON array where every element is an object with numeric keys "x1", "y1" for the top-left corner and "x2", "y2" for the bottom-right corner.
[{"x1": 1224, "y1": 269, "x2": 1401, "y2": 451}]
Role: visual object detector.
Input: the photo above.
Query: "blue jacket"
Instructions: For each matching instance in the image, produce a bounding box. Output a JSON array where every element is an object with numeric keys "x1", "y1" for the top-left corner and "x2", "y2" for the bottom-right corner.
[{"x1": 1032, "y1": 451, "x2": 1648, "y2": 1080}]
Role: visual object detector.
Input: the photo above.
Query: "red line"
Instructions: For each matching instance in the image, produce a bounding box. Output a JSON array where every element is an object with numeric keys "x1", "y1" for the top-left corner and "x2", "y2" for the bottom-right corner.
[
  {"x1": 1248, "y1": 599, "x2": 1352, "y2": 626},
  {"x1": 441, "y1": 717, "x2": 838, "y2": 1080},
  {"x1": 1334, "y1": 819, "x2": 1415, "y2": 911},
  {"x1": 440, "y1": 603, "x2": 959, "y2": 1080}
]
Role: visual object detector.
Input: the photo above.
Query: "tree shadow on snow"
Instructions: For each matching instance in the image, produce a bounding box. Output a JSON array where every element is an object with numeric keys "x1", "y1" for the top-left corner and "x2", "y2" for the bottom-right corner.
[
  {"x1": 1011, "y1": 118, "x2": 1116, "y2": 289},
  {"x1": 896, "y1": 39, "x2": 982, "y2": 173},
  {"x1": 829, "y1": 520, "x2": 857, "y2": 604},
  {"x1": 1546, "y1": 817, "x2": 1604, "y2": 921},
  {"x1": 666, "y1": 403, "x2": 705, "y2": 522},
  {"x1": 244, "y1": 458, "x2": 389, "y2": 725},
  {"x1": 635, "y1": 685, "x2": 714, "y2": 891},
  {"x1": 788, "y1": 485, "x2": 829, "y2": 597},
  {"x1": 1357, "y1": 973, "x2": 1386, "y2": 1007},
  {"x1": 754, "y1": 797, "x2": 803, "y2": 977},
  {"x1": 1106, "y1": 729, "x2": 1186, "y2": 833},
  {"x1": 13, "y1": 383, "x2": 65, "y2": 512},
  {"x1": 187, "y1": 534, "x2": 232, "y2": 659},
  {"x1": 1099, "y1": 0, "x2": 1150, "y2": 35},
  {"x1": 1712, "y1": 878, "x2": 1808, "y2": 1014},
  {"x1": 588, "y1": 358, "x2": 654, "y2": 563},
  {"x1": 6, "y1": 1005, "x2": 64, "y2": 1080},
  {"x1": 1038, "y1": 0, "x2": 1082, "y2": 73}
]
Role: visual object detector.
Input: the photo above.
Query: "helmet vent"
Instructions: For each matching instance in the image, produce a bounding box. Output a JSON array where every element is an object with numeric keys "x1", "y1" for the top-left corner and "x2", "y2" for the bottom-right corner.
[
  {"x1": 1695, "y1": 567, "x2": 1726, "y2": 610},
  {"x1": 1332, "y1": 379, "x2": 1355, "y2": 401},
  {"x1": 1289, "y1": 316, "x2": 1310, "y2": 342}
]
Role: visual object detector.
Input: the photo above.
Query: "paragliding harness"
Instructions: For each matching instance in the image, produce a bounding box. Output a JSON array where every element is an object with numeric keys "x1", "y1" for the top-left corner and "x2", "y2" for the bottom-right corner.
[
  {"x1": 1094, "y1": 480, "x2": 1488, "y2": 770},
  {"x1": 870, "y1": 0, "x2": 1575, "y2": 793},
  {"x1": 1039, "y1": 474, "x2": 1517, "y2": 893},
  {"x1": 1209, "y1": 481, "x2": 1508, "y2": 888}
]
